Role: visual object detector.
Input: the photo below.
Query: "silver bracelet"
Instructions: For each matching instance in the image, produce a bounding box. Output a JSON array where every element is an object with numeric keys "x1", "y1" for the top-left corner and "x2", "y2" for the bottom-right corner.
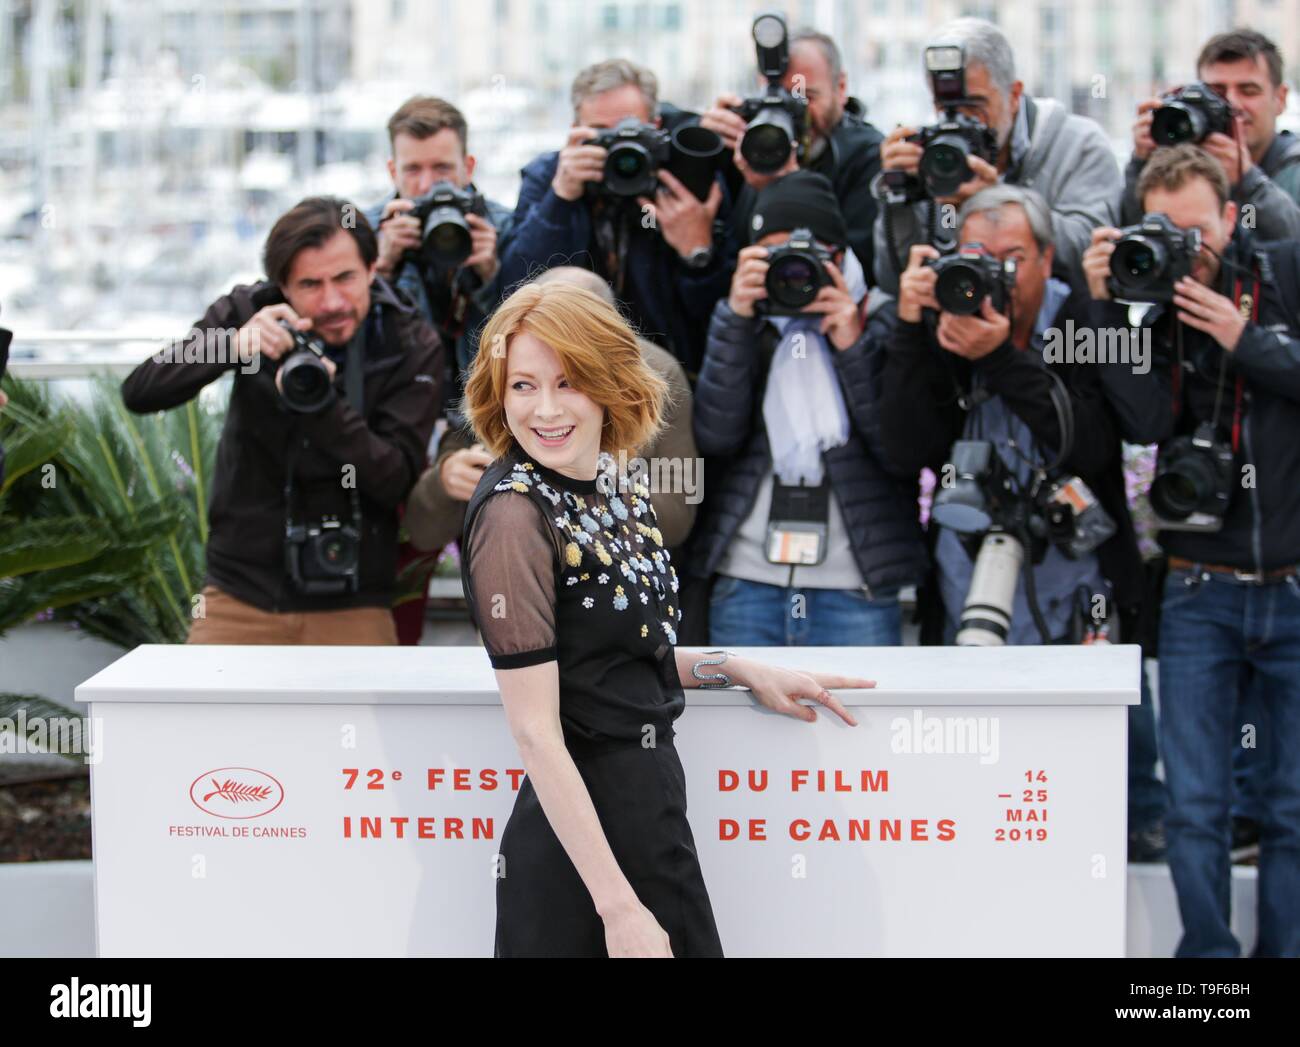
[{"x1": 691, "y1": 649, "x2": 737, "y2": 689}]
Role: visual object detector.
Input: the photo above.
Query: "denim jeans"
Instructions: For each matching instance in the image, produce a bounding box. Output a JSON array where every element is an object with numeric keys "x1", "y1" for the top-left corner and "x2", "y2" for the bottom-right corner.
[
  {"x1": 1129, "y1": 663, "x2": 1169, "y2": 832},
  {"x1": 1233, "y1": 672, "x2": 1269, "y2": 824},
  {"x1": 1159, "y1": 565, "x2": 1300, "y2": 957},
  {"x1": 708, "y1": 575, "x2": 903, "y2": 647}
]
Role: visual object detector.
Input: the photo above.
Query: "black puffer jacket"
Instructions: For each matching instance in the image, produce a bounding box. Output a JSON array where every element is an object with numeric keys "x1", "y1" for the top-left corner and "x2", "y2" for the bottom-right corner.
[{"x1": 687, "y1": 297, "x2": 928, "y2": 593}]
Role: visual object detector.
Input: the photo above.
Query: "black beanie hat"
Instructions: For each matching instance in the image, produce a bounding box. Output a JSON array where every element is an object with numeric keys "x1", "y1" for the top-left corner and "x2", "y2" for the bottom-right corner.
[{"x1": 749, "y1": 170, "x2": 848, "y2": 248}]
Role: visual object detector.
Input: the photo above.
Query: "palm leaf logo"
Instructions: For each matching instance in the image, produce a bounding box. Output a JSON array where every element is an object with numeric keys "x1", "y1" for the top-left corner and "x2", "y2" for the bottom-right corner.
[{"x1": 202, "y1": 777, "x2": 273, "y2": 804}]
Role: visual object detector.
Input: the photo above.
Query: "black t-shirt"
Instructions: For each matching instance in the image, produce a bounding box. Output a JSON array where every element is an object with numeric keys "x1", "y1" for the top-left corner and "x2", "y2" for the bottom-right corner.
[{"x1": 460, "y1": 444, "x2": 686, "y2": 745}]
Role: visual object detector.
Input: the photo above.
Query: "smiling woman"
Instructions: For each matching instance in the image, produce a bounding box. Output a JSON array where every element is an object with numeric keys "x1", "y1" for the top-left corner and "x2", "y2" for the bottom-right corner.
[{"x1": 456, "y1": 280, "x2": 872, "y2": 958}]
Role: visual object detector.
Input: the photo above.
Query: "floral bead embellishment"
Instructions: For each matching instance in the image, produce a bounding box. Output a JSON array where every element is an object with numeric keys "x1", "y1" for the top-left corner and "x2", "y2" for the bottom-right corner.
[
  {"x1": 536, "y1": 482, "x2": 561, "y2": 505},
  {"x1": 594, "y1": 542, "x2": 613, "y2": 567},
  {"x1": 613, "y1": 586, "x2": 629, "y2": 610},
  {"x1": 580, "y1": 513, "x2": 599, "y2": 533},
  {"x1": 609, "y1": 496, "x2": 629, "y2": 521},
  {"x1": 661, "y1": 621, "x2": 677, "y2": 644},
  {"x1": 640, "y1": 624, "x2": 649, "y2": 638},
  {"x1": 564, "y1": 542, "x2": 582, "y2": 567},
  {"x1": 582, "y1": 596, "x2": 594, "y2": 609},
  {"x1": 597, "y1": 573, "x2": 609, "y2": 584}
]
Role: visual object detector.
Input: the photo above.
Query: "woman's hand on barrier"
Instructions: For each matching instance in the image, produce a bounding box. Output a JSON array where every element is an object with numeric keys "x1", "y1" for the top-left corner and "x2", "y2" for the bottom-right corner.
[{"x1": 730, "y1": 658, "x2": 873, "y2": 725}]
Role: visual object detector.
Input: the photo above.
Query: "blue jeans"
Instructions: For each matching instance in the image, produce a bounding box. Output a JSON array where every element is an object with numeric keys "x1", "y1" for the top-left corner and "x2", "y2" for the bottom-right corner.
[
  {"x1": 1159, "y1": 566, "x2": 1300, "y2": 957},
  {"x1": 1129, "y1": 664, "x2": 1168, "y2": 831},
  {"x1": 708, "y1": 575, "x2": 902, "y2": 647},
  {"x1": 1233, "y1": 671, "x2": 1269, "y2": 823}
]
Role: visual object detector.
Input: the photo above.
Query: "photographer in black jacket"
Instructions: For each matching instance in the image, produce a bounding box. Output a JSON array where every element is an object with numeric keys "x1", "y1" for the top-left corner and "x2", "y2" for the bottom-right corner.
[
  {"x1": 1084, "y1": 145, "x2": 1300, "y2": 958},
  {"x1": 121, "y1": 197, "x2": 443, "y2": 644},
  {"x1": 878, "y1": 184, "x2": 1141, "y2": 648},
  {"x1": 701, "y1": 27, "x2": 886, "y2": 286},
  {"x1": 690, "y1": 171, "x2": 925, "y2": 647}
]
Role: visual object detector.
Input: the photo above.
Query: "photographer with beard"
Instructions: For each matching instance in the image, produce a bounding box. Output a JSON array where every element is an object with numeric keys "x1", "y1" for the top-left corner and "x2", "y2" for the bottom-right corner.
[
  {"x1": 1084, "y1": 145, "x2": 1300, "y2": 957},
  {"x1": 690, "y1": 171, "x2": 926, "y2": 647},
  {"x1": 496, "y1": 59, "x2": 735, "y2": 377},
  {"x1": 700, "y1": 27, "x2": 886, "y2": 288},
  {"x1": 872, "y1": 17, "x2": 1120, "y2": 295},
  {"x1": 121, "y1": 197, "x2": 442, "y2": 644}
]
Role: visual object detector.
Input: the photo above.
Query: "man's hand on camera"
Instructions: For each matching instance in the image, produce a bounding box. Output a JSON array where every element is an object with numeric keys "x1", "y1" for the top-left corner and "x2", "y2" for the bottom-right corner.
[
  {"x1": 441, "y1": 444, "x2": 495, "y2": 502},
  {"x1": 1131, "y1": 98, "x2": 1161, "y2": 162},
  {"x1": 1083, "y1": 226, "x2": 1121, "y2": 302},
  {"x1": 236, "y1": 304, "x2": 308, "y2": 365},
  {"x1": 376, "y1": 198, "x2": 421, "y2": 278},
  {"x1": 1172, "y1": 276, "x2": 1246, "y2": 352},
  {"x1": 1203, "y1": 120, "x2": 1254, "y2": 188},
  {"x1": 700, "y1": 92, "x2": 748, "y2": 150},
  {"x1": 936, "y1": 297, "x2": 1010, "y2": 360},
  {"x1": 936, "y1": 155, "x2": 999, "y2": 207},
  {"x1": 638, "y1": 169, "x2": 721, "y2": 259},
  {"x1": 897, "y1": 243, "x2": 941, "y2": 322},
  {"x1": 552, "y1": 126, "x2": 605, "y2": 201},
  {"x1": 464, "y1": 213, "x2": 500, "y2": 283},
  {"x1": 728, "y1": 245, "x2": 770, "y2": 318},
  {"x1": 881, "y1": 125, "x2": 922, "y2": 174},
  {"x1": 732, "y1": 141, "x2": 800, "y2": 192},
  {"x1": 802, "y1": 261, "x2": 863, "y2": 350}
]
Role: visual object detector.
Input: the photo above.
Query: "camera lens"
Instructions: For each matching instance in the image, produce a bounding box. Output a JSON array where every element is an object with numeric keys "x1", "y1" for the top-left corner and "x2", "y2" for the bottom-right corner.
[
  {"x1": 312, "y1": 530, "x2": 357, "y2": 576},
  {"x1": 422, "y1": 205, "x2": 472, "y2": 266},
  {"x1": 278, "y1": 351, "x2": 333, "y2": 413},
  {"x1": 604, "y1": 142, "x2": 652, "y2": 195},
  {"x1": 1152, "y1": 102, "x2": 1206, "y2": 145},
  {"x1": 920, "y1": 134, "x2": 971, "y2": 196},
  {"x1": 1110, "y1": 236, "x2": 1168, "y2": 287},
  {"x1": 935, "y1": 263, "x2": 986, "y2": 315},
  {"x1": 741, "y1": 111, "x2": 794, "y2": 173},
  {"x1": 1151, "y1": 454, "x2": 1217, "y2": 520},
  {"x1": 766, "y1": 255, "x2": 820, "y2": 308}
]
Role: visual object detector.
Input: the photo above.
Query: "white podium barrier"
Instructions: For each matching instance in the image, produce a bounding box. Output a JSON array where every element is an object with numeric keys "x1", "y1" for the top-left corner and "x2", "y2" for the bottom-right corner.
[{"x1": 76, "y1": 643, "x2": 1139, "y2": 957}]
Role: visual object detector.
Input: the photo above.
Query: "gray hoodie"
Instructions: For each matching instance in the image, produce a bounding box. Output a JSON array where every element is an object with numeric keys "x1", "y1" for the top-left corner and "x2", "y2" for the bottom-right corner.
[{"x1": 871, "y1": 95, "x2": 1122, "y2": 293}]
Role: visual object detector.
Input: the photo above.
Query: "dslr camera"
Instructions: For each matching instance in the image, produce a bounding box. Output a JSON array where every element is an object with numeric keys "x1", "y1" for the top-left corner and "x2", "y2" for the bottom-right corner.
[
  {"x1": 284, "y1": 504, "x2": 361, "y2": 596},
  {"x1": 882, "y1": 45, "x2": 998, "y2": 202},
  {"x1": 1148, "y1": 420, "x2": 1235, "y2": 533},
  {"x1": 1107, "y1": 212, "x2": 1202, "y2": 303},
  {"x1": 586, "y1": 118, "x2": 673, "y2": 197},
  {"x1": 275, "y1": 319, "x2": 335, "y2": 414},
  {"x1": 932, "y1": 439, "x2": 1116, "y2": 645},
  {"x1": 927, "y1": 243, "x2": 1016, "y2": 316},
  {"x1": 758, "y1": 227, "x2": 832, "y2": 316},
  {"x1": 730, "y1": 12, "x2": 809, "y2": 175},
  {"x1": 404, "y1": 181, "x2": 487, "y2": 270},
  {"x1": 1151, "y1": 82, "x2": 1234, "y2": 147}
]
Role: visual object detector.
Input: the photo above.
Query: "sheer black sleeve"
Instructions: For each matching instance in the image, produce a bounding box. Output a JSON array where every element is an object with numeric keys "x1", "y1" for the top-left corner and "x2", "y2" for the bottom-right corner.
[{"x1": 464, "y1": 492, "x2": 562, "y2": 669}]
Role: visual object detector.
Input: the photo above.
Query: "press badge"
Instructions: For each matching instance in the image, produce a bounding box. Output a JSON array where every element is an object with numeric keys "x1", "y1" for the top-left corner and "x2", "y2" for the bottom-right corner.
[{"x1": 765, "y1": 479, "x2": 830, "y2": 566}]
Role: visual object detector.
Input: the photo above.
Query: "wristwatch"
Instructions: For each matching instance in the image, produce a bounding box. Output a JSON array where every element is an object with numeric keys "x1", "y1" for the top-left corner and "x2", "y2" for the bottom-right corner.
[
  {"x1": 691, "y1": 649, "x2": 737, "y2": 688},
  {"x1": 681, "y1": 245, "x2": 715, "y2": 270}
]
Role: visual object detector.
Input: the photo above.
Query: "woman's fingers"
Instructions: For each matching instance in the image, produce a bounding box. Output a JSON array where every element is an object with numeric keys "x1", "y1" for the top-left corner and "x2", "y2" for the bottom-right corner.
[{"x1": 811, "y1": 673, "x2": 876, "y2": 689}]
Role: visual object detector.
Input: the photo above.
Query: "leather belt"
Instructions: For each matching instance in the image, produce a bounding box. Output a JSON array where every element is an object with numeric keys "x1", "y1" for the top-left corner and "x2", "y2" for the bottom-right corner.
[{"x1": 1167, "y1": 556, "x2": 1300, "y2": 584}]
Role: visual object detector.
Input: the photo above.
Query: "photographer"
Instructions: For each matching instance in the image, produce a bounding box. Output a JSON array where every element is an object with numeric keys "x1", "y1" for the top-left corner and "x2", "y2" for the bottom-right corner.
[
  {"x1": 1121, "y1": 30, "x2": 1300, "y2": 242},
  {"x1": 365, "y1": 97, "x2": 512, "y2": 414},
  {"x1": 1084, "y1": 145, "x2": 1300, "y2": 957},
  {"x1": 701, "y1": 26, "x2": 886, "y2": 286},
  {"x1": 121, "y1": 197, "x2": 443, "y2": 644},
  {"x1": 690, "y1": 170, "x2": 926, "y2": 647},
  {"x1": 405, "y1": 265, "x2": 700, "y2": 558},
  {"x1": 878, "y1": 185, "x2": 1140, "y2": 648},
  {"x1": 871, "y1": 17, "x2": 1120, "y2": 295},
  {"x1": 496, "y1": 59, "x2": 735, "y2": 377}
]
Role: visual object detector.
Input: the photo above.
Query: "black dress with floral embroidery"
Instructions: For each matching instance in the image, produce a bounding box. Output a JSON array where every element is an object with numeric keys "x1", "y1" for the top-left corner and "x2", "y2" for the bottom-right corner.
[{"x1": 460, "y1": 440, "x2": 722, "y2": 957}]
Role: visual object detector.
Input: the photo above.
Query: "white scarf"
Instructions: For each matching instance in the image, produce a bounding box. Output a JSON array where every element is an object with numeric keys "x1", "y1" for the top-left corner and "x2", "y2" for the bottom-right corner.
[{"x1": 762, "y1": 247, "x2": 866, "y2": 486}]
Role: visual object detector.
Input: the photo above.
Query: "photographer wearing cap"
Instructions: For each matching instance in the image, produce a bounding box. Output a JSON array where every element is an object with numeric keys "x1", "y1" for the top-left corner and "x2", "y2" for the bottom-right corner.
[
  {"x1": 496, "y1": 59, "x2": 735, "y2": 377},
  {"x1": 689, "y1": 170, "x2": 925, "y2": 647},
  {"x1": 872, "y1": 17, "x2": 1120, "y2": 295},
  {"x1": 879, "y1": 185, "x2": 1140, "y2": 650},
  {"x1": 701, "y1": 24, "x2": 886, "y2": 288},
  {"x1": 365, "y1": 96, "x2": 512, "y2": 415},
  {"x1": 1121, "y1": 30, "x2": 1300, "y2": 243},
  {"x1": 121, "y1": 197, "x2": 443, "y2": 644},
  {"x1": 1084, "y1": 145, "x2": 1300, "y2": 957}
]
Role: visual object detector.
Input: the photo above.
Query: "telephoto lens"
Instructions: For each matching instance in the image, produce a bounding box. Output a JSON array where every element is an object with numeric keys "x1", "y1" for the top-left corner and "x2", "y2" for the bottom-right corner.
[
  {"x1": 741, "y1": 102, "x2": 798, "y2": 173},
  {"x1": 275, "y1": 320, "x2": 334, "y2": 414},
  {"x1": 956, "y1": 532, "x2": 1025, "y2": 646}
]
